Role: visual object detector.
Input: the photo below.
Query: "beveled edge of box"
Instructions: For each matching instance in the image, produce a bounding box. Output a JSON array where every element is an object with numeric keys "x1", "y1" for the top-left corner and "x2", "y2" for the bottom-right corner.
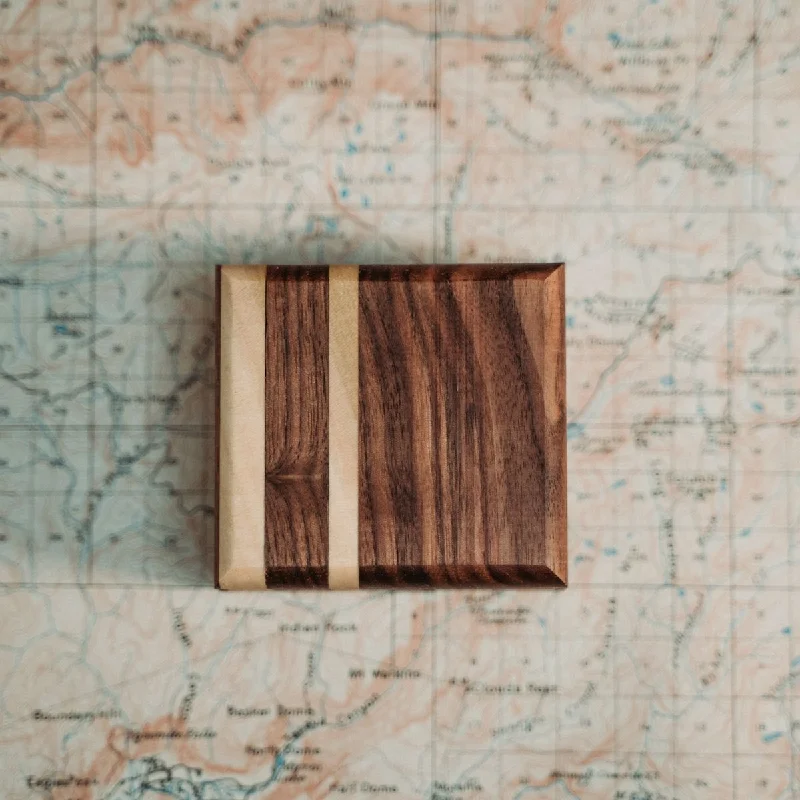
[{"x1": 542, "y1": 263, "x2": 567, "y2": 588}]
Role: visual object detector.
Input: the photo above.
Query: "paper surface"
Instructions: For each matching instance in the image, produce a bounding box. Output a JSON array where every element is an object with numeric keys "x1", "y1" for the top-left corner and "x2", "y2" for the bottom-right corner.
[{"x1": 0, "y1": 2, "x2": 797, "y2": 797}]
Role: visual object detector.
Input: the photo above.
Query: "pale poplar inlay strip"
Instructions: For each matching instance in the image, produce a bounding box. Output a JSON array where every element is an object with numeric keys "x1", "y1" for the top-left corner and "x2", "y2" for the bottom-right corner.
[
  {"x1": 327, "y1": 265, "x2": 360, "y2": 590},
  {"x1": 218, "y1": 266, "x2": 267, "y2": 590}
]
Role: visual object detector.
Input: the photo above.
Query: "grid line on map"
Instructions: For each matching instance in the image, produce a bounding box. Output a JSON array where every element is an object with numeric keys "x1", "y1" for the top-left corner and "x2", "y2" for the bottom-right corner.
[
  {"x1": 783, "y1": 206, "x2": 797, "y2": 798},
  {"x1": 727, "y1": 209, "x2": 738, "y2": 798},
  {"x1": 607, "y1": 165, "x2": 620, "y2": 791},
  {"x1": 26, "y1": 0, "x2": 41, "y2": 585},
  {"x1": 433, "y1": 0, "x2": 441, "y2": 264},
  {"x1": 10, "y1": 201, "x2": 800, "y2": 213},
  {"x1": 5, "y1": 579, "x2": 800, "y2": 592},
  {"x1": 146, "y1": 0, "x2": 156, "y2": 485},
  {"x1": 86, "y1": 0, "x2": 99, "y2": 584},
  {"x1": 669, "y1": 209, "x2": 677, "y2": 799},
  {"x1": 753, "y1": 0, "x2": 759, "y2": 211}
]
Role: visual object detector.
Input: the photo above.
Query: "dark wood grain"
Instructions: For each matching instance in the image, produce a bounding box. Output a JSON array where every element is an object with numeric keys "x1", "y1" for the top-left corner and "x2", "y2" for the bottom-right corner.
[
  {"x1": 264, "y1": 266, "x2": 329, "y2": 587},
  {"x1": 358, "y1": 264, "x2": 566, "y2": 587}
]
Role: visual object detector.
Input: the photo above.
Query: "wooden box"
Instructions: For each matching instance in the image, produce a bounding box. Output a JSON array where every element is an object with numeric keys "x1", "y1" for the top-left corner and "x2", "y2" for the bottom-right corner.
[{"x1": 216, "y1": 264, "x2": 566, "y2": 590}]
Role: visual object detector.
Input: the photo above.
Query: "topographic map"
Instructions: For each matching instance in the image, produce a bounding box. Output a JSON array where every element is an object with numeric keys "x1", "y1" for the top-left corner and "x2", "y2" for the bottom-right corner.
[{"x1": 1, "y1": 0, "x2": 799, "y2": 797}]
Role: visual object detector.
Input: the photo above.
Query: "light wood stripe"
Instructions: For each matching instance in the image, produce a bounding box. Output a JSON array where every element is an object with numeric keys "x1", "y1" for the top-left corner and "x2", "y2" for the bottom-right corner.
[
  {"x1": 218, "y1": 265, "x2": 267, "y2": 590},
  {"x1": 328, "y1": 265, "x2": 360, "y2": 590}
]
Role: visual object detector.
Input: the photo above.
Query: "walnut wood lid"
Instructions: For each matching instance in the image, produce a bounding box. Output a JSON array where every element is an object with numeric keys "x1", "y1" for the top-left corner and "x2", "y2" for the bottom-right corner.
[{"x1": 216, "y1": 264, "x2": 567, "y2": 590}]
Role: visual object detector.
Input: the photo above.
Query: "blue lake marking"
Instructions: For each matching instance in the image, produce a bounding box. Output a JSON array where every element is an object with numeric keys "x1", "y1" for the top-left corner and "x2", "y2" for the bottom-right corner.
[
  {"x1": 346, "y1": 141, "x2": 358, "y2": 154},
  {"x1": 603, "y1": 547, "x2": 617, "y2": 557},
  {"x1": 752, "y1": 402, "x2": 764, "y2": 412},
  {"x1": 660, "y1": 375, "x2": 675, "y2": 387},
  {"x1": 340, "y1": 188, "x2": 349, "y2": 198},
  {"x1": 612, "y1": 478, "x2": 627, "y2": 489},
  {"x1": 567, "y1": 422, "x2": 584, "y2": 440},
  {"x1": 739, "y1": 528, "x2": 751, "y2": 538},
  {"x1": 762, "y1": 732, "x2": 783, "y2": 743},
  {"x1": 566, "y1": 315, "x2": 575, "y2": 328}
]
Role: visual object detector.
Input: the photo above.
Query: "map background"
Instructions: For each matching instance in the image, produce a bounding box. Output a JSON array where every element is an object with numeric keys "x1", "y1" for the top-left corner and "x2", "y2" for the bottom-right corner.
[{"x1": 1, "y1": 0, "x2": 799, "y2": 797}]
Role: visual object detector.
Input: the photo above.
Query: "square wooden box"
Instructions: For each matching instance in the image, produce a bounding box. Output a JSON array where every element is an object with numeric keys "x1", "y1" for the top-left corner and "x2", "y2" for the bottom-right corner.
[{"x1": 216, "y1": 264, "x2": 566, "y2": 590}]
